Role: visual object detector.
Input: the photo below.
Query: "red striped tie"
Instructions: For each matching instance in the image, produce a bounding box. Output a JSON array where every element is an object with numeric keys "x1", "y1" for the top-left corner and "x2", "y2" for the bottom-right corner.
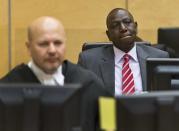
[{"x1": 122, "y1": 54, "x2": 135, "y2": 95}]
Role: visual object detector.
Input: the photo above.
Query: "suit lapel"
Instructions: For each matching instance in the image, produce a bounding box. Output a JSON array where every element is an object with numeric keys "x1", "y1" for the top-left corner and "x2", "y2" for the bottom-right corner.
[
  {"x1": 136, "y1": 45, "x2": 149, "y2": 91},
  {"x1": 99, "y1": 46, "x2": 115, "y2": 95}
]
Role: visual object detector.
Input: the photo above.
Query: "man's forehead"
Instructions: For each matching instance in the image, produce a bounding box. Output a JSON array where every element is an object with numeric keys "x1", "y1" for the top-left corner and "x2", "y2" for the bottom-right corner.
[
  {"x1": 29, "y1": 24, "x2": 66, "y2": 41},
  {"x1": 28, "y1": 17, "x2": 66, "y2": 41},
  {"x1": 109, "y1": 9, "x2": 133, "y2": 20}
]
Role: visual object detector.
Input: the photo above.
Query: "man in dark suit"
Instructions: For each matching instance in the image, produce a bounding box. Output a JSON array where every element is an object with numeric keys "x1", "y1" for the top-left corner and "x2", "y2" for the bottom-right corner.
[
  {"x1": 78, "y1": 8, "x2": 169, "y2": 95},
  {"x1": 0, "y1": 16, "x2": 108, "y2": 131}
]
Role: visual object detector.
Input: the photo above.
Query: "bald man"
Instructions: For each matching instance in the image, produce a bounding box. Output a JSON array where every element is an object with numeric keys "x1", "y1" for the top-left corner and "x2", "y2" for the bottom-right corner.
[{"x1": 0, "y1": 16, "x2": 108, "y2": 131}]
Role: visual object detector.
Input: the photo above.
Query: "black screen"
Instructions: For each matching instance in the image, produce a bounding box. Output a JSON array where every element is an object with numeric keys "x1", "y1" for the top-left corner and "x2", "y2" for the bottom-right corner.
[
  {"x1": 0, "y1": 84, "x2": 82, "y2": 131},
  {"x1": 116, "y1": 91, "x2": 179, "y2": 131},
  {"x1": 158, "y1": 27, "x2": 179, "y2": 56},
  {"x1": 146, "y1": 58, "x2": 179, "y2": 91}
]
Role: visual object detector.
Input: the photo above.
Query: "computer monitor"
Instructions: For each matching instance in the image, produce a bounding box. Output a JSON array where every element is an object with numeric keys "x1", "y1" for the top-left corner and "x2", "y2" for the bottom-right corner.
[
  {"x1": 0, "y1": 84, "x2": 82, "y2": 131},
  {"x1": 158, "y1": 27, "x2": 179, "y2": 56},
  {"x1": 146, "y1": 58, "x2": 179, "y2": 91},
  {"x1": 116, "y1": 91, "x2": 179, "y2": 131}
]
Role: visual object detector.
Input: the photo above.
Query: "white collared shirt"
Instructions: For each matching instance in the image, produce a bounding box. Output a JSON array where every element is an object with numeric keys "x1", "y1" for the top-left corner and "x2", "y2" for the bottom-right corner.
[
  {"x1": 28, "y1": 61, "x2": 64, "y2": 86},
  {"x1": 114, "y1": 43, "x2": 143, "y2": 96}
]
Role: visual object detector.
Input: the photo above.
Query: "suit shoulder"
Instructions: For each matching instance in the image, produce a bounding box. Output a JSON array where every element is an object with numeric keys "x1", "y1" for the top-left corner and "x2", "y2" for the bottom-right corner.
[
  {"x1": 0, "y1": 64, "x2": 35, "y2": 82},
  {"x1": 64, "y1": 60, "x2": 103, "y2": 83},
  {"x1": 1, "y1": 64, "x2": 28, "y2": 77},
  {"x1": 137, "y1": 44, "x2": 169, "y2": 56}
]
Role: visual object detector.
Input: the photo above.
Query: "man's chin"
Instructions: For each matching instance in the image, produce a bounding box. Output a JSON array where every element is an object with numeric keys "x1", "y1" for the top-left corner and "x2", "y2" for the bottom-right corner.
[
  {"x1": 114, "y1": 40, "x2": 135, "y2": 52},
  {"x1": 44, "y1": 68, "x2": 58, "y2": 74},
  {"x1": 43, "y1": 65, "x2": 60, "y2": 74}
]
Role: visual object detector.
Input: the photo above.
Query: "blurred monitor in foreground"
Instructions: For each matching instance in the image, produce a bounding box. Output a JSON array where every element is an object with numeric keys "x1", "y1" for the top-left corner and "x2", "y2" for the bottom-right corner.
[
  {"x1": 0, "y1": 84, "x2": 82, "y2": 131},
  {"x1": 100, "y1": 91, "x2": 179, "y2": 131},
  {"x1": 116, "y1": 91, "x2": 179, "y2": 131}
]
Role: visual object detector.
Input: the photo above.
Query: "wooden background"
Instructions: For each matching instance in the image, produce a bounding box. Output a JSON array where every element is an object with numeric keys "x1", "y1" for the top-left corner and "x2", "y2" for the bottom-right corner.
[{"x1": 1, "y1": 0, "x2": 179, "y2": 77}]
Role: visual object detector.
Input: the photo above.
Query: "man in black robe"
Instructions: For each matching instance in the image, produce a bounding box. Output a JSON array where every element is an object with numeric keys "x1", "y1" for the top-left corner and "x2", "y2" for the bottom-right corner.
[{"x1": 0, "y1": 16, "x2": 108, "y2": 131}]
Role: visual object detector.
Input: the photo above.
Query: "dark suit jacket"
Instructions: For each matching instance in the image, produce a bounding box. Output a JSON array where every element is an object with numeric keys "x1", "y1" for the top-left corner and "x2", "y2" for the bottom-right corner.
[
  {"x1": 0, "y1": 60, "x2": 108, "y2": 131},
  {"x1": 78, "y1": 43, "x2": 169, "y2": 95}
]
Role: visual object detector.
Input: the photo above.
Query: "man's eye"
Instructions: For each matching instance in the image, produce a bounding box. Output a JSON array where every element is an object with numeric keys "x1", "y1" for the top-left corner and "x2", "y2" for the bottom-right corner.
[
  {"x1": 124, "y1": 19, "x2": 132, "y2": 24},
  {"x1": 111, "y1": 23, "x2": 118, "y2": 28},
  {"x1": 54, "y1": 41, "x2": 62, "y2": 46},
  {"x1": 38, "y1": 42, "x2": 48, "y2": 47}
]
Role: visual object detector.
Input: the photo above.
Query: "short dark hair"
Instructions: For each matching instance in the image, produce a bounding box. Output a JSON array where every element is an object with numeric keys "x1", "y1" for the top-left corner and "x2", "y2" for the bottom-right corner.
[{"x1": 106, "y1": 8, "x2": 134, "y2": 28}]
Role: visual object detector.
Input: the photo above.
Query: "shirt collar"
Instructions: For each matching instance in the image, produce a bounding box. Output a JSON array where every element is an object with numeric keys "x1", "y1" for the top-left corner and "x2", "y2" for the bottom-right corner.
[
  {"x1": 28, "y1": 61, "x2": 64, "y2": 85},
  {"x1": 113, "y1": 43, "x2": 138, "y2": 63}
]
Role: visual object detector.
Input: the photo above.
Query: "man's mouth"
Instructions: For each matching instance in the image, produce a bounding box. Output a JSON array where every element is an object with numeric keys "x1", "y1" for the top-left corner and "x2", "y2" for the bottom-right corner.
[{"x1": 120, "y1": 35, "x2": 132, "y2": 40}]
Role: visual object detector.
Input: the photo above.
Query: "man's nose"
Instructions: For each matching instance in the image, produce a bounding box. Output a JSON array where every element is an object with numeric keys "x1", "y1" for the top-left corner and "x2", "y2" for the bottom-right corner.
[
  {"x1": 120, "y1": 23, "x2": 127, "y2": 32},
  {"x1": 48, "y1": 43, "x2": 56, "y2": 53}
]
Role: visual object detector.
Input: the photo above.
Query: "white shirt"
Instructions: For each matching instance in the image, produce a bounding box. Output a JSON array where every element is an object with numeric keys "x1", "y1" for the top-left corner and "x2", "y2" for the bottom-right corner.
[
  {"x1": 28, "y1": 61, "x2": 64, "y2": 86},
  {"x1": 114, "y1": 43, "x2": 143, "y2": 96}
]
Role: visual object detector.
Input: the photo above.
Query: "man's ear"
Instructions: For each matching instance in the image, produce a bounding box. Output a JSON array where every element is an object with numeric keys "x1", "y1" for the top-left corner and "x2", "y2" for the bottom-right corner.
[
  {"x1": 26, "y1": 41, "x2": 32, "y2": 56},
  {"x1": 106, "y1": 30, "x2": 111, "y2": 41},
  {"x1": 134, "y1": 22, "x2": 138, "y2": 34},
  {"x1": 26, "y1": 41, "x2": 30, "y2": 49},
  {"x1": 135, "y1": 22, "x2": 138, "y2": 28}
]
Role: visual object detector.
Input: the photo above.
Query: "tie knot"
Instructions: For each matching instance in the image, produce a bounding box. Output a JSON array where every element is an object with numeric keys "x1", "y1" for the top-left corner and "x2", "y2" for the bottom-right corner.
[{"x1": 123, "y1": 54, "x2": 130, "y2": 61}]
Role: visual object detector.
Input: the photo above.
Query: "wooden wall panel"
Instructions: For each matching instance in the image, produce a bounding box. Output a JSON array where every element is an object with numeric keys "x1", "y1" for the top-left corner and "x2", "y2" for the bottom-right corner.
[
  {"x1": 2, "y1": 0, "x2": 179, "y2": 76},
  {"x1": 11, "y1": 0, "x2": 125, "y2": 68},
  {"x1": 128, "y1": 0, "x2": 179, "y2": 43},
  {"x1": 0, "y1": 0, "x2": 9, "y2": 77}
]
